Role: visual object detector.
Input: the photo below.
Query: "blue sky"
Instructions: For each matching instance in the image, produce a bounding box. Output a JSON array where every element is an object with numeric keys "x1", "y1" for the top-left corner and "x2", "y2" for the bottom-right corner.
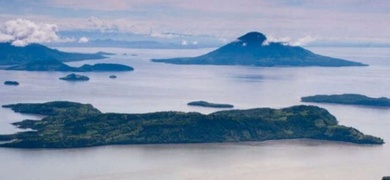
[{"x1": 0, "y1": 0, "x2": 389, "y2": 46}]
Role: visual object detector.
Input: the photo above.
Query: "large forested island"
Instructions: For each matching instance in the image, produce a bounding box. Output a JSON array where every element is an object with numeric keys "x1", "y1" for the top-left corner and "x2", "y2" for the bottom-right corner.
[
  {"x1": 0, "y1": 42, "x2": 106, "y2": 66},
  {"x1": 152, "y1": 32, "x2": 366, "y2": 67},
  {"x1": 302, "y1": 94, "x2": 390, "y2": 107},
  {"x1": 0, "y1": 101, "x2": 383, "y2": 148}
]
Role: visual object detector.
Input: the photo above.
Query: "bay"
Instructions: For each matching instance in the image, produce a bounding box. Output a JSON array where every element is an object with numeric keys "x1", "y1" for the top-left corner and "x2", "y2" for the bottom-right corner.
[{"x1": 0, "y1": 47, "x2": 389, "y2": 180}]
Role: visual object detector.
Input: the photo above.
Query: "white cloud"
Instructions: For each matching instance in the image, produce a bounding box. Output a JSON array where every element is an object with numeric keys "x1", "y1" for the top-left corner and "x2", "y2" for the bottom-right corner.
[
  {"x1": 262, "y1": 35, "x2": 290, "y2": 46},
  {"x1": 78, "y1": 37, "x2": 89, "y2": 43},
  {"x1": 0, "y1": 33, "x2": 13, "y2": 42},
  {"x1": 150, "y1": 32, "x2": 179, "y2": 39},
  {"x1": 261, "y1": 35, "x2": 317, "y2": 46},
  {"x1": 85, "y1": 16, "x2": 142, "y2": 33},
  {"x1": 267, "y1": 35, "x2": 291, "y2": 44},
  {"x1": 0, "y1": 19, "x2": 59, "y2": 46},
  {"x1": 290, "y1": 35, "x2": 317, "y2": 46},
  {"x1": 87, "y1": 17, "x2": 117, "y2": 32}
]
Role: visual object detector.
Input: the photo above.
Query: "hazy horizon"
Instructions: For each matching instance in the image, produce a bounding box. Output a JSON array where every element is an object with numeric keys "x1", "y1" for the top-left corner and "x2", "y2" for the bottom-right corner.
[{"x1": 0, "y1": 0, "x2": 389, "y2": 47}]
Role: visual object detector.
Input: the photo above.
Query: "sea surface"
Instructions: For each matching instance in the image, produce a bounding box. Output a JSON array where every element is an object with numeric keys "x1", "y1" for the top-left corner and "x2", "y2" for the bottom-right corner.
[{"x1": 0, "y1": 47, "x2": 389, "y2": 180}]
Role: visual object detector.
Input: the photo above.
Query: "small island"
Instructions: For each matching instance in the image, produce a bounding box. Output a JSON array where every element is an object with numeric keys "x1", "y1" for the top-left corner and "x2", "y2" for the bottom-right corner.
[
  {"x1": 59, "y1": 73, "x2": 90, "y2": 81},
  {"x1": 79, "y1": 63, "x2": 133, "y2": 72},
  {"x1": 0, "y1": 101, "x2": 383, "y2": 148},
  {"x1": 383, "y1": 177, "x2": 390, "y2": 180},
  {"x1": 4, "y1": 81, "x2": 19, "y2": 86},
  {"x1": 301, "y1": 94, "x2": 390, "y2": 107},
  {"x1": 109, "y1": 75, "x2": 117, "y2": 79},
  {"x1": 187, "y1": 101, "x2": 234, "y2": 108}
]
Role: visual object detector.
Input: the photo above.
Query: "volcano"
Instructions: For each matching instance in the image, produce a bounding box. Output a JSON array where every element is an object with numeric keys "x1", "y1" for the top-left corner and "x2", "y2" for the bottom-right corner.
[{"x1": 152, "y1": 32, "x2": 366, "y2": 67}]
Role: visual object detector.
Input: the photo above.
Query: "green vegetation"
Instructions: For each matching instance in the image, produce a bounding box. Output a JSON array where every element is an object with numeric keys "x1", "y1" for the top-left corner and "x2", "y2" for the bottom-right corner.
[
  {"x1": 0, "y1": 101, "x2": 383, "y2": 148},
  {"x1": 188, "y1": 101, "x2": 234, "y2": 108},
  {"x1": 301, "y1": 94, "x2": 390, "y2": 107},
  {"x1": 152, "y1": 32, "x2": 366, "y2": 67},
  {"x1": 59, "y1": 74, "x2": 90, "y2": 81}
]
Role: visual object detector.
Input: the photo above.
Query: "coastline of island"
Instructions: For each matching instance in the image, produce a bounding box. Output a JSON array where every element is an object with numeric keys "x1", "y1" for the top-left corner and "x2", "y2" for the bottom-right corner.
[{"x1": 0, "y1": 101, "x2": 383, "y2": 148}]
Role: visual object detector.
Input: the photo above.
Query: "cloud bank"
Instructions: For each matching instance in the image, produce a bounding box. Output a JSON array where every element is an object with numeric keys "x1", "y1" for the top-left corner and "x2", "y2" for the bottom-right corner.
[
  {"x1": 78, "y1": 37, "x2": 89, "y2": 43},
  {"x1": 0, "y1": 19, "x2": 59, "y2": 46}
]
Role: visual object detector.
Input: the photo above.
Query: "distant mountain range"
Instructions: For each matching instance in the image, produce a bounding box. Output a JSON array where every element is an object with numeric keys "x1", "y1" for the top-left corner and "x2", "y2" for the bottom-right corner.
[
  {"x1": 48, "y1": 39, "x2": 211, "y2": 49},
  {"x1": 0, "y1": 42, "x2": 106, "y2": 66},
  {"x1": 152, "y1": 32, "x2": 367, "y2": 67},
  {"x1": 54, "y1": 30, "x2": 223, "y2": 49}
]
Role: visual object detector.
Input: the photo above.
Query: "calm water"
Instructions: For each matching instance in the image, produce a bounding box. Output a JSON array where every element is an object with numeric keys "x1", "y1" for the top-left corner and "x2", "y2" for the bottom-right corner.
[{"x1": 0, "y1": 47, "x2": 389, "y2": 180}]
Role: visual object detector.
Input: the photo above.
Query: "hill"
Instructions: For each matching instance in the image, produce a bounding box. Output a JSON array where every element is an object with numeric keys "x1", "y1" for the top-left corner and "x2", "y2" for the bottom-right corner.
[{"x1": 152, "y1": 32, "x2": 367, "y2": 67}]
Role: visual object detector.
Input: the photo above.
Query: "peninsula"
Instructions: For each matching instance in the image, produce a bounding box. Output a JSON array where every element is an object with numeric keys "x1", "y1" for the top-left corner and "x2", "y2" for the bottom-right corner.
[
  {"x1": 301, "y1": 94, "x2": 390, "y2": 107},
  {"x1": 187, "y1": 101, "x2": 234, "y2": 108},
  {"x1": 0, "y1": 101, "x2": 383, "y2": 148},
  {"x1": 152, "y1": 32, "x2": 366, "y2": 67},
  {"x1": 6, "y1": 60, "x2": 134, "y2": 72}
]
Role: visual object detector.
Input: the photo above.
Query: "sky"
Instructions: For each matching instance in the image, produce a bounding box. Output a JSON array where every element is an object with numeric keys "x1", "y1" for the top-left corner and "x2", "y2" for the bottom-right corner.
[{"x1": 0, "y1": 0, "x2": 389, "y2": 46}]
